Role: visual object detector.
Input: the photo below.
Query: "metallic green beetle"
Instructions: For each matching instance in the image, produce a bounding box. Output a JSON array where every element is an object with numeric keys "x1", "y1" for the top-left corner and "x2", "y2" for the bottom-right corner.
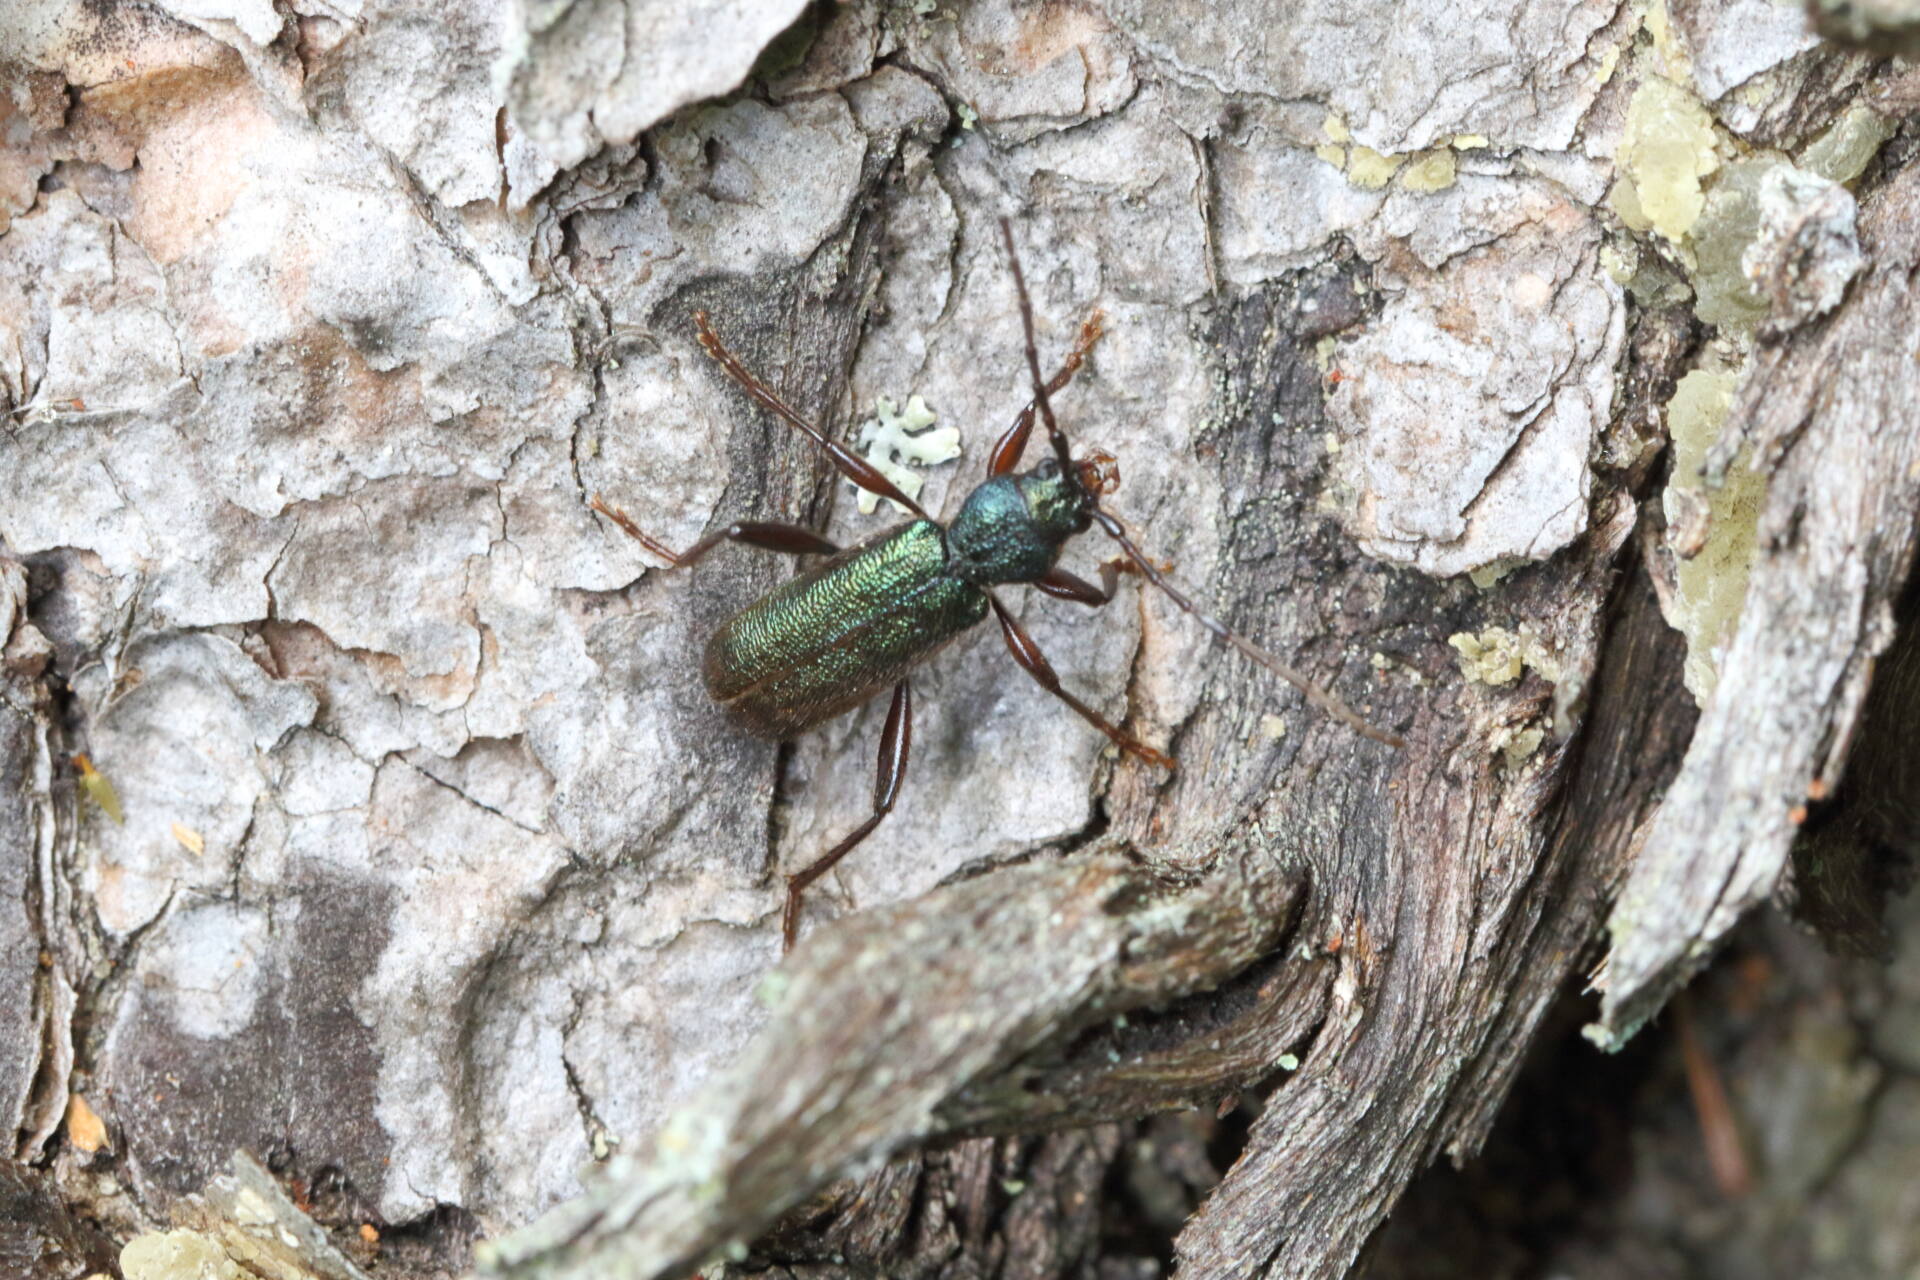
[{"x1": 597, "y1": 221, "x2": 1400, "y2": 949}]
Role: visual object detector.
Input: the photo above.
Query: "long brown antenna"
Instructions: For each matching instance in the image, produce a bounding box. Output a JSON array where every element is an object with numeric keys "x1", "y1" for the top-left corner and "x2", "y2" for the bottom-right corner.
[
  {"x1": 1093, "y1": 509, "x2": 1404, "y2": 748},
  {"x1": 1105, "y1": 510, "x2": 1405, "y2": 752},
  {"x1": 998, "y1": 217, "x2": 1401, "y2": 749},
  {"x1": 999, "y1": 218, "x2": 1075, "y2": 476}
]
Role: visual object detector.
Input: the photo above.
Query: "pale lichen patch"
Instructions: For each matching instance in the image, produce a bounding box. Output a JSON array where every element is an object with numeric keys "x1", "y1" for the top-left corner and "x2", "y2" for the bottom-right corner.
[
  {"x1": 1799, "y1": 104, "x2": 1894, "y2": 185},
  {"x1": 1449, "y1": 628, "x2": 1525, "y2": 686},
  {"x1": 1489, "y1": 722, "x2": 1547, "y2": 770},
  {"x1": 1449, "y1": 623, "x2": 1564, "y2": 687},
  {"x1": 1347, "y1": 146, "x2": 1404, "y2": 189},
  {"x1": 1399, "y1": 149, "x2": 1457, "y2": 192},
  {"x1": 852, "y1": 394, "x2": 960, "y2": 516},
  {"x1": 1660, "y1": 364, "x2": 1767, "y2": 703},
  {"x1": 120, "y1": 1231, "x2": 246, "y2": 1280},
  {"x1": 1612, "y1": 75, "x2": 1721, "y2": 244}
]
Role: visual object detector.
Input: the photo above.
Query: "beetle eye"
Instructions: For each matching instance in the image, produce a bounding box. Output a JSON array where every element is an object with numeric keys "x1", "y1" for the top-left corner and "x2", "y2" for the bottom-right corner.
[{"x1": 1036, "y1": 457, "x2": 1060, "y2": 479}]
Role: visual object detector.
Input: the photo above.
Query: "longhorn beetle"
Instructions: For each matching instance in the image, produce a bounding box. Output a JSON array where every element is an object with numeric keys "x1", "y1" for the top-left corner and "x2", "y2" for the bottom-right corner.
[{"x1": 594, "y1": 219, "x2": 1402, "y2": 949}]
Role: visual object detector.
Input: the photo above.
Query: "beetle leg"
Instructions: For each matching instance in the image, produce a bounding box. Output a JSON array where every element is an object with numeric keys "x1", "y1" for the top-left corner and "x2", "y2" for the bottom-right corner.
[
  {"x1": 782, "y1": 680, "x2": 912, "y2": 951},
  {"x1": 987, "y1": 592, "x2": 1174, "y2": 772},
  {"x1": 987, "y1": 310, "x2": 1107, "y2": 476},
  {"x1": 591, "y1": 496, "x2": 839, "y2": 568},
  {"x1": 1030, "y1": 557, "x2": 1141, "y2": 607},
  {"x1": 692, "y1": 313, "x2": 934, "y2": 521}
]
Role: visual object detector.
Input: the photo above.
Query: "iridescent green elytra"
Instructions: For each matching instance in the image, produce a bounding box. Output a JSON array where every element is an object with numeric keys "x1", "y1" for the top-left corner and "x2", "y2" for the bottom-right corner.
[{"x1": 704, "y1": 461, "x2": 1093, "y2": 739}]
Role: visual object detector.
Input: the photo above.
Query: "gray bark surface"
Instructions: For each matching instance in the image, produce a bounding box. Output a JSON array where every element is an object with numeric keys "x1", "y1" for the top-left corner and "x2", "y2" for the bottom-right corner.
[{"x1": 1, "y1": 3, "x2": 1917, "y2": 1279}]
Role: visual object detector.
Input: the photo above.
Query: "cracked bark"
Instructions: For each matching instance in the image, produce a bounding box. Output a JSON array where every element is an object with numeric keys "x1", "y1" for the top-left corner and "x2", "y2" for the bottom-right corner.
[{"x1": 5, "y1": 4, "x2": 1920, "y2": 1280}]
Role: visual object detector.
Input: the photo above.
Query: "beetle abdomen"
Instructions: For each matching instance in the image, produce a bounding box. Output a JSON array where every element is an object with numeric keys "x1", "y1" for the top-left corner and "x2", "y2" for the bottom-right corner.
[{"x1": 703, "y1": 520, "x2": 989, "y2": 739}]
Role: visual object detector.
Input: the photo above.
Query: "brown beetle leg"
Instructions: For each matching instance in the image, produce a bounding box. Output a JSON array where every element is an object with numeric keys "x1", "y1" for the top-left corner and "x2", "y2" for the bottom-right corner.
[
  {"x1": 1030, "y1": 557, "x2": 1143, "y2": 607},
  {"x1": 692, "y1": 313, "x2": 934, "y2": 521},
  {"x1": 988, "y1": 592, "x2": 1173, "y2": 772},
  {"x1": 591, "y1": 495, "x2": 839, "y2": 569},
  {"x1": 783, "y1": 680, "x2": 912, "y2": 952},
  {"x1": 988, "y1": 310, "x2": 1107, "y2": 477}
]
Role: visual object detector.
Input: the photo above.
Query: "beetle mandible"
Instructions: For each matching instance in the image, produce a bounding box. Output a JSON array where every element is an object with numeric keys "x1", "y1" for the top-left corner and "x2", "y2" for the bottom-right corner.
[{"x1": 595, "y1": 219, "x2": 1402, "y2": 950}]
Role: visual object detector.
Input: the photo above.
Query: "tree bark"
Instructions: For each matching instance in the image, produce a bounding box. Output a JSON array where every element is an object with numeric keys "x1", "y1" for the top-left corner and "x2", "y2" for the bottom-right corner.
[{"x1": 2, "y1": 3, "x2": 1917, "y2": 1280}]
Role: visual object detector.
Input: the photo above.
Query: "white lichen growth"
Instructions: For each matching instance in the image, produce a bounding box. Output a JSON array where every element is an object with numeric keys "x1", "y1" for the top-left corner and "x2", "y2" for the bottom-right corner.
[
  {"x1": 1661, "y1": 364, "x2": 1766, "y2": 702},
  {"x1": 654, "y1": 1107, "x2": 730, "y2": 1202},
  {"x1": 755, "y1": 969, "x2": 790, "y2": 1009},
  {"x1": 852, "y1": 394, "x2": 960, "y2": 516},
  {"x1": 1743, "y1": 165, "x2": 1864, "y2": 332}
]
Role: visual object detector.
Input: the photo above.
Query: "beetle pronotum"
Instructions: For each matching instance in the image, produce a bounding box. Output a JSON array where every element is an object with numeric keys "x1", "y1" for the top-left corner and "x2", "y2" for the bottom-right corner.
[{"x1": 595, "y1": 219, "x2": 1402, "y2": 949}]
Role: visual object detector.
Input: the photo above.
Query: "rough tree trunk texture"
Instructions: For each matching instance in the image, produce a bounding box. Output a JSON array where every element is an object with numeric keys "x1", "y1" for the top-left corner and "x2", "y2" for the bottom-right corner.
[{"x1": 2, "y1": 3, "x2": 1918, "y2": 1280}]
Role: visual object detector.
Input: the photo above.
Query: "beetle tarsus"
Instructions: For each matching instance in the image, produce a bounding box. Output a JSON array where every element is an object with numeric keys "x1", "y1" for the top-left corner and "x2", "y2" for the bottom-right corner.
[
  {"x1": 589, "y1": 494, "x2": 683, "y2": 565},
  {"x1": 988, "y1": 308, "x2": 1108, "y2": 477},
  {"x1": 989, "y1": 592, "x2": 1175, "y2": 773},
  {"x1": 593, "y1": 495, "x2": 842, "y2": 570},
  {"x1": 782, "y1": 680, "x2": 913, "y2": 951}
]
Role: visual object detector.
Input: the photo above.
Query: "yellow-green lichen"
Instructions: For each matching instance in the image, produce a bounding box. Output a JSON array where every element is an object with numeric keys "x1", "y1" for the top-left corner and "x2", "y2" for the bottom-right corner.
[
  {"x1": 1689, "y1": 157, "x2": 1783, "y2": 334},
  {"x1": 1322, "y1": 112, "x2": 1352, "y2": 144},
  {"x1": 1662, "y1": 364, "x2": 1766, "y2": 702},
  {"x1": 1614, "y1": 76, "x2": 1721, "y2": 242},
  {"x1": 1347, "y1": 146, "x2": 1404, "y2": 189},
  {"x1": 1314, "y1": 142, "x2": 1348, "y2": 170},
  {"x1": 1607, "y1": 176, "x2": 1652, "y2": 235},
  {"x1": 1449, "y1": 628, "x2": 1525, "y2": 686},
  {"x1": 121, "y1": 1232, "x2": 246, "y2": 1280},
  {"x1": 1401, "y1": 149, "x2": 1457, "y2": 192},
  {"x1": 1799, "y1": 103, "x2": 1894, "y2": 184},
  {"x1": 1595, "y1": 40, "x2": 1624, "y2": 85},
  {"x1": 1449, "y1": 624, "x2": 1565, "y2": 687},
  {"x1": 1644, "y1": 0, "x2": 1692, "y2": 77},
  {"x1": 1490, "y1": 722, "x2": 1547, "y2": 770},
  {"x1": 1467, "y1": 557, "x2": 1523, "y2": 590}
]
